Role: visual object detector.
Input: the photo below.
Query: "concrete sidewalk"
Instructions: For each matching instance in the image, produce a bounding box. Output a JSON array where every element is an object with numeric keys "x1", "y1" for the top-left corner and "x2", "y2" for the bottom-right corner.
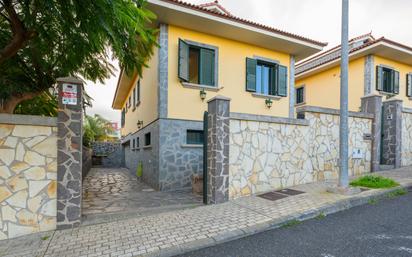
[{"x1": 1, "y1": 167, "x2": 412, "y2": 257}]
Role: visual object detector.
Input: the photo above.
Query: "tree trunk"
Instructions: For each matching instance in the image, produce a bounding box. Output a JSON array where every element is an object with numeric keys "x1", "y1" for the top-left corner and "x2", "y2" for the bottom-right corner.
[{"x1": 0, "y1": 92, "x2": 41, "y2": 114}]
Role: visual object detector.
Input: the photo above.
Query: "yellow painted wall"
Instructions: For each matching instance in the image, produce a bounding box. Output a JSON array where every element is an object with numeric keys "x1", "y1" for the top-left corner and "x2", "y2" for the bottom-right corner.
[
  {"x1": 296, "y1": 57, "x2": 365, "y2": 112},
  {"x1": 167, "y1": 25, "x2": 291, "y2": 121},
  {"x1": 373, "y1": 56, "x2": 412, "y2": 108},
  {"x1": 121, "y1": 47, "x2": 158, "y2": 136}
]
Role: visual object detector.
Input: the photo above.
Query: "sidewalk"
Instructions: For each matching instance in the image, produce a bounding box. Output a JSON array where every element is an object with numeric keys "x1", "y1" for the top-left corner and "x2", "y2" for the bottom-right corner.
[{"x1": 1, "y1": 167, "x2": 412, "y2": 257}]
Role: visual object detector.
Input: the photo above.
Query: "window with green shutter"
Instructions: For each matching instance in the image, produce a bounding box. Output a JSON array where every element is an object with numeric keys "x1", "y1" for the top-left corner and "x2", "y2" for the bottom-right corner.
[
  {"x1": 376, "y1": 65, "x2": 399, "y2": 94},
  {"x1": 178, "y1": 39, "x2": 216, "y2": 87},
  {"x1": 246, "y1": 58, "x2": 288, "y2": 97},
  {"x1": 296, "y1": 86, "x2": 305, "y2": 104},
  {"x1": 407, "y1": 73, "x2": 412, "y2": 97}
]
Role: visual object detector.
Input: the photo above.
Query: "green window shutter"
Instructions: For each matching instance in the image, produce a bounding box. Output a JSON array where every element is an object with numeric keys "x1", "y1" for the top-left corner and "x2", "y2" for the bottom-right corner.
[
  {"x1": 246, "y1": 58, "x2": 257, "y2": 92},
  {"x1": 376, "y1": 66, "x2": 383, "y2": 91},
  {"x1": 407, "y1": 74, "x2": 412, "y2": 97},
  {"x1": 199, "y1": 48, "x2": 215, "y2": 86},
  {"x1": 393, "y1": 70, "x2": 400, "y2": 94},
  {"x1": 277, "y1": 65, "x2": 288, "y2": 97},
  {"x1": 178, "y1": 39, "x2": 189, "y2": 82}
]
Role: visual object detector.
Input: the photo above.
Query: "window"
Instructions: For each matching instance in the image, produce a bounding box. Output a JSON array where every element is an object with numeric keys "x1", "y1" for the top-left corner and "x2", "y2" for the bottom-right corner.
[
  {"x1": 296, "y1": 86, "x2": 305, "y2": 104},
  {"x1": 178, "y1": 39, "x2": 216, "y2": 87},
  {"x1": 187, "y1": 130, "x2": 204, "y2": 145},
  {"x1": 144, "y1": 133, "x2": 151, "y2": 146},
  {"x1": 132, "y1": 87, "x2": 136, "y2": 108},
  {"x1": 136, "y1": 79, "x2": 140, "y2": 105},
  {"x1": 136, "y1": 137, "x2": 140, "y2": 148},
  {"x1": 376, "y1": 66, "x2": 399, "y2": 94},
  {"x1": 246, "y1": 58, "x2": 287, "y2": 97},
  {"x1": 121, "y1": 109, "x2": 125, "y2": 128},
  {"x1": 132, "y1": 138, "x2": 135, "y2": 150},
  {"x1": 407, "y1": 73, "x2": 412, "y2": 97}
]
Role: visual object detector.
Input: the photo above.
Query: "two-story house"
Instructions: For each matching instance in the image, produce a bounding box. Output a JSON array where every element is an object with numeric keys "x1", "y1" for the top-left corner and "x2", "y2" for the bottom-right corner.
[
  {"x1": 295, "y1": 33, "x2": 412, "y2": 111},
  {"x1": 112, "y1": 0, "x2": 326, "y2": 191}
]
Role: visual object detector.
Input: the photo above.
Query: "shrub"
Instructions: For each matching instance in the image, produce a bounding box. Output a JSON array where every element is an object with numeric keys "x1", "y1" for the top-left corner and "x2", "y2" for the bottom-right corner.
[{"x1": 350, "y1": 175, "x2": 399, "y2": 189}]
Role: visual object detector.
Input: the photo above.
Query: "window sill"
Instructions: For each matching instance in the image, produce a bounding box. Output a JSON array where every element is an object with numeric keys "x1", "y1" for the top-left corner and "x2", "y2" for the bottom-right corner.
[
  {"x1": 295, "y1": 102, "x2": 306, "y2": 107},
  {"x1": 143, "y1": 145, "x2": 152, "y2": 150},
  {"x1": 181, "y1": 82, "x2": 222, "y2": 92},
  {"x1": 181, "y1": 144, "x2": 203, "y2": 148},
  {"x1": 378, "y1": 91, "x2": 398, "y2": 98},
  {"x1": 251, "y1": 93, "x2": 282, "y2": 100}
]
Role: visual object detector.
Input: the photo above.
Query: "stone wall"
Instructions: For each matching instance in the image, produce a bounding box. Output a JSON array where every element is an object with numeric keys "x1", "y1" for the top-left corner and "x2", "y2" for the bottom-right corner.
[
  {"x1": 228, "y1": 107, "x2": 373, "y2": 199},
  {"x1": 0, "y1": 114, "x2": 57, "y2": 239},
  {"x1": 401, "y1": 109, "x2": 412, "y2": 166},
  {"x1": 82, "y1": 147, "x2": 92, "y2": 179},
  {"x1": 91, "y1": 142, "x2": 123, "y2": 168}
]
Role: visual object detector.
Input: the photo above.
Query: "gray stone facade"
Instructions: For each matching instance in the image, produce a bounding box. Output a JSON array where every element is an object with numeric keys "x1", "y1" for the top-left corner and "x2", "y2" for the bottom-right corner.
[
  {"x1": 361, "y1": 95, "x2": 383, "y2": 172},
  {"x1": 158, "y1": 24, "x2": 168, "y2": 119},
  {"x1": 159, "y1": 119, "x2": 203, "y2": 191},
  {"x1": 364, "y1": 55, "x2": 374, "y2": 95},
  {"x1": 381, "y1": 99, "x2": 403, "y2": 167},
  {"x1": 56, "y1": 77, "x2": 83, "y2": 229},
  {"x1": 91, "y1": 142, "x2": 123, "y2": 168},
  {"x1": 207, "y1": 96, "x2": 230, "y2": 204},
  {"x1": 123, "y1": 120, "x2": 160, "y2": 189}
]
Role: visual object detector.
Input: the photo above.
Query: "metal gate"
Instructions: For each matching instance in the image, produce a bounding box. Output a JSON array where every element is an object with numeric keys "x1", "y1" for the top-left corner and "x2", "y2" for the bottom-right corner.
[{"x1": 203, "y1": 111, "x2": 208, "y2": 204}]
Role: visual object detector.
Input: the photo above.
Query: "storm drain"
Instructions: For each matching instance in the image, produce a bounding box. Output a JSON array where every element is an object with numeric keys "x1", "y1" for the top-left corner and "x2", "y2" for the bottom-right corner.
[
  {"x1": 258, "y1": 192, "x2": 289, "y2": 201},
  {"x1": 258, "y1": 189, "x2": 306, "y2": 201},
  {"x1": 275, "y1": 188, "x2": 305, "y2": 196}
]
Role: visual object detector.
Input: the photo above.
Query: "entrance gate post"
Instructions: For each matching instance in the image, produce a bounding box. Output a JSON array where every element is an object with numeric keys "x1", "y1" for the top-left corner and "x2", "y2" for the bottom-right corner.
[{"x1": 56, "y1": 77, "x2": 83, "y2": 229}]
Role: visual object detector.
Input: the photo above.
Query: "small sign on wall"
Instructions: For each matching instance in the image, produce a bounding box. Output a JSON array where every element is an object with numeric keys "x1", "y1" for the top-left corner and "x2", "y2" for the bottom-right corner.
[
  {"x1": 62, "y1": 83, "x2": 78, "y2": 105},
  {"x1": 352, "y1": 148, "x2": 364, "y2": 159}
]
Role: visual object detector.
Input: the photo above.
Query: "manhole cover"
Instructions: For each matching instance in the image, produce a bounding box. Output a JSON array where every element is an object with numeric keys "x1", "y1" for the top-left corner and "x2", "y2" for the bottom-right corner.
[
  {"x1": 258, "y1": 192, "x2": 289, "y2": 201},
  {"x1": 276, "y1": 188, "x2": 305, "y2": 196}
]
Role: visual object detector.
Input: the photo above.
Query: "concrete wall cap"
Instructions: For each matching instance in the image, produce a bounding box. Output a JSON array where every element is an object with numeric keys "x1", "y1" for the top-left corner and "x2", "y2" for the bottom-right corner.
[
  {"x1": 0, "y1": 113, "x2": 57, "y2": 126},
  {"x1": 296, "y1": 105, "x2": 374, "y2": 119},
  {"x1": 207, "y1": 95, "x2": 231, "y2": 103},
  {"x1": 56, "y1": 77, "x2": 84, "y2": 84},
  {"x1": 361, "y1": 94, "x2": 383, "y2": 99},
  {"x1": 230, "y1": 112, "x2": 309, "y2": 126}
]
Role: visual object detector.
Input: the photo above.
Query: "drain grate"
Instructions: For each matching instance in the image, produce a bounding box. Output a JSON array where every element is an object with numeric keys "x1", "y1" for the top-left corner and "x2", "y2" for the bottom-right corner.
[
  {"x1": 258, "y1": 192, "x2": 289, "y2": 201},
  {"x1": 276, "y1": 188, "x2": 305, "y2": 196}
]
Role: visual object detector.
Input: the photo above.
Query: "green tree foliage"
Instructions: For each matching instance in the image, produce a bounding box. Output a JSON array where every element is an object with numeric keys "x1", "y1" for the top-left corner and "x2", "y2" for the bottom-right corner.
[
  {"x1": 83, "y1": 114, "x2": 115, "y2": 147},
  {"x1": 0, "y1": 0, "x2": 157, "y2": 113},
  {"x1": 14, "y1": 90, "x2": 58, "y2": 117}
]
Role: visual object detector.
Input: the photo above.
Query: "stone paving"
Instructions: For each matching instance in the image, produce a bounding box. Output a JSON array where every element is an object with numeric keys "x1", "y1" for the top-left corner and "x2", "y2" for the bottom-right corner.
[
  {"x1": 82, "y1": 168, "x2": 202, "y2": 224},
  {"x1": 0, "y1": 167, "x2": 411, "y2": 257}
]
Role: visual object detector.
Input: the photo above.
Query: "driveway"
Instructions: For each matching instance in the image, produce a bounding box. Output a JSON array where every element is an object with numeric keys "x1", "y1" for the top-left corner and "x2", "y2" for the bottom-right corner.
[{"x1": 82, "y1": 168, "x2": 202, "y2": 225}]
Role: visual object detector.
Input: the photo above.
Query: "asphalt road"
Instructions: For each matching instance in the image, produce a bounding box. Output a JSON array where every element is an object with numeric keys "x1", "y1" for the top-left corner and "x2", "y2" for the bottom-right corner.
[{"x1": 178, "y1": 188, "x2": 412, "y2": 257}]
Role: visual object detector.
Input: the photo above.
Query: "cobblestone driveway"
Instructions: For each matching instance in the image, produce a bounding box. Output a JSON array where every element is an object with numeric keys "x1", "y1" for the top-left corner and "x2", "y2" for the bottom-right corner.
[{"x1": 82, "y1": 168, "x2": 202, "y2": 224}]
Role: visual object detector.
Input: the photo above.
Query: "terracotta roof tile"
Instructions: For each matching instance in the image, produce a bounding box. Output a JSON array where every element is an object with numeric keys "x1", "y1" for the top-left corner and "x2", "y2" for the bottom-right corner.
[{"x1": 159, "y1": 0, "x2": 327, "y2": 47}]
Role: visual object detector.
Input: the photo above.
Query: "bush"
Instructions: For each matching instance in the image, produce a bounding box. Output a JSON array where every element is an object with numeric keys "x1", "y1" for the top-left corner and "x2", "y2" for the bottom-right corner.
[{"x1": 350, "y1": 175, "x2": 399, "y2": 189}]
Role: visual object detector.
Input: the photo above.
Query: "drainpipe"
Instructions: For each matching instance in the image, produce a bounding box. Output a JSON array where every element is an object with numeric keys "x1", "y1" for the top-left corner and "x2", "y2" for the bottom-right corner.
[
  {"x1": 339, "y1": 0, "x2": 349, "y2": 188},
  {"x1": 289, "y1": 55, "x2": 296, "y2": 118}
]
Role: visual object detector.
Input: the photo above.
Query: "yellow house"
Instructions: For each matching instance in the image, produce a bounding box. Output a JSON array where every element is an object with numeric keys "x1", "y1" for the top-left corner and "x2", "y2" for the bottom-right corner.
[
  {"x1": 295, "y1": 33, "x2": 412, "y2": 112},
  {"x1": 111, "y1": 0, "x2": 326, "y2": 191}
]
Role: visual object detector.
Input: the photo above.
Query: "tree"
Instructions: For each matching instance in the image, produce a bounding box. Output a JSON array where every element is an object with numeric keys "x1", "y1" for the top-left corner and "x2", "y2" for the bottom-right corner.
[
  {"x1": 0, "y1": 0, "x2": 157, "y2": 113},
  {"x1": 83, "y1": 114, "x2": 116, "y2": 147}
]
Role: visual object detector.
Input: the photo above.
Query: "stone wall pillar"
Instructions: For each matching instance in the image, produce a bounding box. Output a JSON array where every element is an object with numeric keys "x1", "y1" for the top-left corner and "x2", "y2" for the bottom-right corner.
[
  {"x1": 381, "y1": 99, "x2": 403, "y2": 168},
  {"x1": 361, "y1": 95, "x2": 382, "y2": 172},
  {"x1": 56, "y1": 77, "x2": 83, "y2": 229},
  {"x1": 207, "y1": 96, "x2": 230, "y2": 204}
]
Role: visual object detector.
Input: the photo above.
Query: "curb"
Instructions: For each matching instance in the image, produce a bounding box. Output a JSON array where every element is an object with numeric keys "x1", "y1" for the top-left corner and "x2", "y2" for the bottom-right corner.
[{"x1": 145, "y1": 183, "x2": 412, "y2": 257}]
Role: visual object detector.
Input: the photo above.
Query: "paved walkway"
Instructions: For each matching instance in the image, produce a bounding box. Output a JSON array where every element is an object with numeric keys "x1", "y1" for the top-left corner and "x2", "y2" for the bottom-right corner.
[
  {"x1": 1, "y1": 167, "x2": 412, "y2": 257},
  {"x1": 82, "y1": 168, "x2": 202, "y2": 225}
]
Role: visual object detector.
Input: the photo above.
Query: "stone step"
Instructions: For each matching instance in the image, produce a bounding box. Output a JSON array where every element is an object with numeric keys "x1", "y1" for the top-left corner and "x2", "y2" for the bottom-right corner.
[{"x1": 379, "y1": 165, "x2": 395, "y2": 171}]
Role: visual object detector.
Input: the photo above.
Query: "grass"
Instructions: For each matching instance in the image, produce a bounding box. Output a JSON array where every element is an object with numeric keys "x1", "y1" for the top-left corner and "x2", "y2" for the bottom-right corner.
[
  {"x1": 350, "y1": 175, "x2": 399, "y2": 189},
  {"x1": 41, "y1": 235, "x2": 50, "y2": 241},
  {"x1": 315, "y1": 213, "x2": 325, "y2": 220},
  {"x1": 368, "y1": 198, "x2": 378, "y2": 205},
  {"x1": 281, "y1": 219, "x2": 302, "y2": 228},
  {"x1": 386, "y1": 188, "x2": 408, "y2": 198}
]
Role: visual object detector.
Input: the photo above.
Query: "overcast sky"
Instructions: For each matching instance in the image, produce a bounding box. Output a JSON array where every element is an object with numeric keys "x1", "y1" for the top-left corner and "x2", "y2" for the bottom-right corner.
[{"x1": 86, "y1": 0, "x2": 412, "y2": 124}]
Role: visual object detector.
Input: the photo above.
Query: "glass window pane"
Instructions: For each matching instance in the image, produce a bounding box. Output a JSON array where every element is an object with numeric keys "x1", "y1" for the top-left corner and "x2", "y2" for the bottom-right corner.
[
  {"x1": 256, "y1": 65, "x2": 262, "y2": 94},
  {"x1": 187, "y1": 130, "x2": 204, "y2": 145},
  {"x1": 189, "y1": 47, "x2": 200, "y2": 84},
  {"x1": 262, "y1": 65, "x2": 270, "y2": 95}
]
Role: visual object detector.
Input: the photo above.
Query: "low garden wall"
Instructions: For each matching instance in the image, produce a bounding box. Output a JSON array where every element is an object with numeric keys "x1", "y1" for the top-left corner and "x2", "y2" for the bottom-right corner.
[
  {"x1": 228, "y1": 108, "x2": 373, "y2": 199},
  {"x1": 82, "y1": 147, "x2": 92, "y2": 179},
  {"x1": 0, "y1": 114, "x2": 57, "y2": 239},
  {"x1": 401, "y1": 108, "x2": 412, "y2": 166}
]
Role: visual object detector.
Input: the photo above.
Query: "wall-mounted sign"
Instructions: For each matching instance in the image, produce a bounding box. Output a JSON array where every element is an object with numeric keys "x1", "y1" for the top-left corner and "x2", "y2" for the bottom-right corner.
[{"x1": 62, "y1": 83, "x2": 78, "y2": 105}]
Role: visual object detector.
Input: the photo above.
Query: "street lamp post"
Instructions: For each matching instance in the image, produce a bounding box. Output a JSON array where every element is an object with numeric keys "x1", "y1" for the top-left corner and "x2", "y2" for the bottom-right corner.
[{"x1": 339, "y1": 0, "x2": 349, "y2": 188}]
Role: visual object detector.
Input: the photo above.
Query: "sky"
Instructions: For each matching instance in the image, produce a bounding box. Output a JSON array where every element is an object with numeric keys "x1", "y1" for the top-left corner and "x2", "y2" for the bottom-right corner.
[{"x1": 85, "y1": 0, "x2": 412, "y2": 124}]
